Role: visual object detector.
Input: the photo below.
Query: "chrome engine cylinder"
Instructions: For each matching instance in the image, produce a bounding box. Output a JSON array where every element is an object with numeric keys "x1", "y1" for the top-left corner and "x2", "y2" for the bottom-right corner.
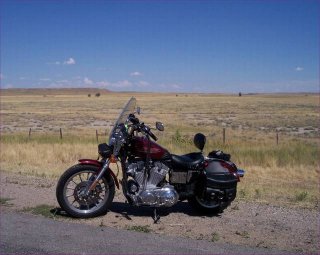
[
  {"x1": 137, "y1": 185, "x2": 179, "y2": 207},
  {"x1": 126, "y1": 161, "x2": 179, "y2": 207}
]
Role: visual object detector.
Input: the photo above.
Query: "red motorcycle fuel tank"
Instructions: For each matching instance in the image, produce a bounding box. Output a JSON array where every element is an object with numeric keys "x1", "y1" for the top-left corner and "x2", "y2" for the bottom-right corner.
[{"x1": 130, "y1": 136, "x2": 169, "y2": 160}]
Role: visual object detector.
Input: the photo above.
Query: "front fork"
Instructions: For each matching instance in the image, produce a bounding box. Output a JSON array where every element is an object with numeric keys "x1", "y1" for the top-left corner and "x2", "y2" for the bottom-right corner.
[{"x1": 85, "y1": 158, "x2": 111, "y2": 195}]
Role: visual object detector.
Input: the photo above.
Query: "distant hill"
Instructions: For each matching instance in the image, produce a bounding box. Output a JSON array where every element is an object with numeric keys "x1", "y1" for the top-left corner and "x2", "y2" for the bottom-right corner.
[{"x1": 0, "y1": 88, "x2": 111, "y2": 96}]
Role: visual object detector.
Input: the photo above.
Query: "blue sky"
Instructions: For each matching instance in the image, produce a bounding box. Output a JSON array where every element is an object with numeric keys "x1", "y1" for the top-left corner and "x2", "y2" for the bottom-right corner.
[{"x1": 1, "y1": 0, "x2": 319, "y2": 93}]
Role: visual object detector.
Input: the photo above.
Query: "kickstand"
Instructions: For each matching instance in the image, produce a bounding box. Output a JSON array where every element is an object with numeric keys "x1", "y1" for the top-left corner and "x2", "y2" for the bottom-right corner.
[{"x1": 152, "y1": 208, "x2": 160, "y2": 224}]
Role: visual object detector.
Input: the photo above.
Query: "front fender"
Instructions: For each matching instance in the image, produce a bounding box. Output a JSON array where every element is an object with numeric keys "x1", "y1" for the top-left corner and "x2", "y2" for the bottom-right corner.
[{"x1": 78, "y1": 159, "x2": 120, "y2": 189}]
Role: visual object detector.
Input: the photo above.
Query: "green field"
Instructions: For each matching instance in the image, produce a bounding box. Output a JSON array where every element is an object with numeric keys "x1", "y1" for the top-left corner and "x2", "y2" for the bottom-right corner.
[{"x1": 1, "y1": 90, "x2": 319, "y2": 208}]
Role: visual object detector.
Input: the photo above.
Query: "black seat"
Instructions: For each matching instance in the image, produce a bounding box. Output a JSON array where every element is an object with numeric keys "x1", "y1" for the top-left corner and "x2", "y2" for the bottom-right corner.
[{"x1": 171, "y1": 152, "x2": 204, "y2": 170}]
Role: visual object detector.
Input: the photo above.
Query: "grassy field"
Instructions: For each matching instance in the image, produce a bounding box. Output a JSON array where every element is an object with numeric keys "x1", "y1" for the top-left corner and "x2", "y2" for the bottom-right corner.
[{"x1": 0, "y1": 90, "x2": 319, "y2": 208}]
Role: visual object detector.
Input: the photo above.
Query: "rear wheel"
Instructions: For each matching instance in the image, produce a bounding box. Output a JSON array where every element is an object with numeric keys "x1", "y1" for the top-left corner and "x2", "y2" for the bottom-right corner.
[
  {"x1": 56, "y1": 164, "x2": 115, "y2": 218},
  {"x1": 188, "y1": 195, "x2": 222, "y2": 214}
]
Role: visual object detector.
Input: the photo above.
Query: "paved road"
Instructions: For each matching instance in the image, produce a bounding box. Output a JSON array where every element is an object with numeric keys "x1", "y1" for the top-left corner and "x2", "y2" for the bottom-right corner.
[{"x1": 0, "y1": 210, "x2": 290, "y2": 254}]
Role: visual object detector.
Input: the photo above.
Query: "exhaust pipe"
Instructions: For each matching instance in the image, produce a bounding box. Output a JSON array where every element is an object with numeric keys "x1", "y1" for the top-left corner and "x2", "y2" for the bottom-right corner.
[{"x1": 237, "y1": 169, "x2": 245, "y2": 177}]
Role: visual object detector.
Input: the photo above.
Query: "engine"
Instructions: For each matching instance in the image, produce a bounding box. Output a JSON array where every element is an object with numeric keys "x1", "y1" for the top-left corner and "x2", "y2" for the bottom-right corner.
[{"x1": 126, "y1": 161, "x2": 179, "y2": 207}]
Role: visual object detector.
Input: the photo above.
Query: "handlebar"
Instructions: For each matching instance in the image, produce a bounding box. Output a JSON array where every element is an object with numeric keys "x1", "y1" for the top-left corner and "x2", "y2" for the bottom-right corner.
[
  {"x1": 148, "y1": 130, "x2": 158, "y2": 141},
  {"x1": 128, "y1": 114, "x2": 158, "y2": 141},
  {"x1": 141, "y1": 123, "x2": 158, "y2": 141},
  {"x1": 128, "y1": 114, "x2": 139, "y2": 124}
]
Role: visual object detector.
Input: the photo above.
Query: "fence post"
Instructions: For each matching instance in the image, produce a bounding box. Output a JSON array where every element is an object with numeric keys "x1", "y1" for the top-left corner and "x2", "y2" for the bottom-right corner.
[
  {"x1": 223, "y1": 128, "x2": 226, "y2": 144},
  {"x1": 60, "y1": 128, "x2": 63, "y2": 139},
  {"x1": 276, "y1": 131, "x2": 279, "y2": 145},
  {"x1": 28, "y1": 128, "x2": 32, "y2": 139},
  {"x1": 96, "y1": 130, "x2": 98, "y2": 143}
]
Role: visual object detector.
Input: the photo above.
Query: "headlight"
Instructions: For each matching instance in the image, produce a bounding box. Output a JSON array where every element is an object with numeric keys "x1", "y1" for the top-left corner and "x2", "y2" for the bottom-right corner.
[{"x1": 98, "y1": 143, "x2": 112, "y2": 158}]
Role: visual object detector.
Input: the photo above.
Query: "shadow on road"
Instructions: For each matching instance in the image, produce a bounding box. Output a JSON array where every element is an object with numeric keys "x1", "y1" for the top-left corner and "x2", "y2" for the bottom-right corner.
[
  {"x1": 109, "y1": 201, "x2": 221, "y2": 219},
  {"x1": 51, "y1": 201, "x2": 221, "y2": 221}
]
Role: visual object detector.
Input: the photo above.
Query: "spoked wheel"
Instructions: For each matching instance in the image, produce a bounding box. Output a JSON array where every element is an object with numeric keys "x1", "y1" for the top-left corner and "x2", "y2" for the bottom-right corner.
[
  {"x1": 188, "y1": 195, "x2": 222, "y2": 215},
  {"x1": 56, "y1": 165, "x2": 115, "y2": 218}
]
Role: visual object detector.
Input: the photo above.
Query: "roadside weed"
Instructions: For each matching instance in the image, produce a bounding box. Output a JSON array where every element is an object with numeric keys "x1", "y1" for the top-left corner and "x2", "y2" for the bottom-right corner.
[
  {"x1": 211, "y1": 232, "x2": 220, "y2": 242},
  {"x1": 0, "y1": 197, "x2": 14, "y2": 206},
  {"x1": 22, "y1": 204, "x2": 56, "y2": 218},
  {"x1": 126, "y1": 225, "x2": 151, "y2": 233}
]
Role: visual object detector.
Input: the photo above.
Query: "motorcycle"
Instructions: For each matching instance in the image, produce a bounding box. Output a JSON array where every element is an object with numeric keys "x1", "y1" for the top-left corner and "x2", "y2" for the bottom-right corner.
[{"x1": 56, "y1": 97, "x2": 245, "y2": 220}]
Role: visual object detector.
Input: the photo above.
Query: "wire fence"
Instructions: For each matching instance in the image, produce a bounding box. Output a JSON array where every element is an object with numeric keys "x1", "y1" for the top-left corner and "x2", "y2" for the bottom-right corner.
[{"x1": 25, "y1": 126, "x2": 293, "y2": 146}]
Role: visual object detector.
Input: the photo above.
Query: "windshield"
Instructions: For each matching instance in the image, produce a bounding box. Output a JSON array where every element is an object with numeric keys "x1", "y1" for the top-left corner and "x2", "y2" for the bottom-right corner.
[
  {"x1": 109, "y1": 97, "x2": 137, "y2": 144},
  {"x1": 114, "y1": 97, "x2": 137, "y2": 126}
]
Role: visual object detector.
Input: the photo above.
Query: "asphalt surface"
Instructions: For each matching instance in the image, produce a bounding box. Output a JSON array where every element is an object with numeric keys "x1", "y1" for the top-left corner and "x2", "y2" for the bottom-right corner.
[{"x1": 0, "y1": 210, "x2": 292, "y2": 254}]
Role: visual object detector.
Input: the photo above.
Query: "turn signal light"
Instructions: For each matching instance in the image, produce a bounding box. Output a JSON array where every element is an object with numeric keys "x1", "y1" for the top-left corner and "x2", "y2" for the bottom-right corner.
[{"x1": 110, "y1": 154, "x2": 117, "y2": 163}]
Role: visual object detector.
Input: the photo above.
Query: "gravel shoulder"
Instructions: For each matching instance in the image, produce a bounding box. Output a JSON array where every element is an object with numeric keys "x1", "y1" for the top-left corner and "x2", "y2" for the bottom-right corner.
[
  {"x1": 0, "y1": 171, "x2": 319, "y2": 254},
  {"x1": 1, "y1": 209, "x2": 293, "y2": 255}
]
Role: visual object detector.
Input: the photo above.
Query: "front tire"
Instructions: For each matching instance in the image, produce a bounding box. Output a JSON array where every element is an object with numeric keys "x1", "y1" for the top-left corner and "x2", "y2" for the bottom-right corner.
[{"x1": 56, "y1": 164, "x2": 115, "y2": 218}]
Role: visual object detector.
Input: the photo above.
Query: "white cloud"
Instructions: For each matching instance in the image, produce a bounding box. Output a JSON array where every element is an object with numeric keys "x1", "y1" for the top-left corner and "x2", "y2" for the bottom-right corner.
[
  {"x1": 130, "y1": 71, "x2": 142, "y2": 76},
  {"x1": 63, "y1": 57, "x2": 76, "y2": 65},
  {"x1": 3, "y1": 83, "x2": 13, "y2": 88},
  {"x1": 172, "y1": 84, "x2": 182, "y2": 89},
  {"x1": 112, "y1": 80, "x2": 132, "y2": 88},
  {"x1": 295, "y1": 66, "x2": 304, "y2": 71},
  {"x1": 47, "y1": 82, "x2": 64, "y2": 88},
  {"x1": 96, "y1": 81, "x2": 111, "y2": 88},
  {"x1": 0, "y1": 73, "x2": 4, "y2": 79},
  {"x1": 159, "y1": 83, "x2": 183, "y2": 92},
  {"x1": 84, "y1": 77, "x2": 93, "y2": 85},
  {"x1": 48, "y1": 79, "x2": 77, "y2": 88},
  {"x1": 19, "y1": 77, "x2": 27, "y2": 80},
  {"x1": 137, "y1": 80, "x2": 150, "y2": 87},
  {"x1": 39, "y1": 78, "x2": 51, "y2": 81},
  {"x1": 47, "y1": 61, "x2": 60, "y2": 65},
  {"x1": 97, "y1": 80, "x2": 149, "y2": 89}
]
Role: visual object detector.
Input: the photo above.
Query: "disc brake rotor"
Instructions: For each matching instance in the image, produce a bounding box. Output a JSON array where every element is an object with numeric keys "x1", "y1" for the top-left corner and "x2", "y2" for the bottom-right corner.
[{"x1": 73, "y1": 181, "x2": 103, "y2": 206}]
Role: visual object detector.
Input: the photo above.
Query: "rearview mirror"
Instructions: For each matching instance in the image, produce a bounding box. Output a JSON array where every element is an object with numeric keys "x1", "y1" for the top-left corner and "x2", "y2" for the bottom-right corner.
[{"x1": 156, "y1": 122, "x2": 164, "y2": 131}]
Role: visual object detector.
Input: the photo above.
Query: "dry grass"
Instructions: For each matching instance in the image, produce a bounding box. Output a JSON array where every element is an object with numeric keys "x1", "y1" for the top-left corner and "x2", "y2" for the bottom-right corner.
[
  {"x1": 0, "y1": 90, "x2": 319, "y2": 208},
  {"x1": 0, "y1": 139, "x2": 96, "y2": 177}
]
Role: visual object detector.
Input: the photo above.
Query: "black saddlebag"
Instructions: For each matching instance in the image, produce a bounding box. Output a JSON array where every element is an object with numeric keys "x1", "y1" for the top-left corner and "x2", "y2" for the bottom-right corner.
[
  {"x1": 206, "y1": 173, "x2": 237, "y2": 189},
  {"x1": 205, "y1": 159, "x2": 237, "y2": 189},
  {"x1": 205, "y1": 171, "x2": 238, "y2": 203}
]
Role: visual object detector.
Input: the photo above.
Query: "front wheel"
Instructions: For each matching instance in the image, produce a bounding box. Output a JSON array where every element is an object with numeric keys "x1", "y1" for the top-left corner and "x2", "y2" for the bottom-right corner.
[{"x1": 56, "y1": 164, "x2": 115, "y2": 218}]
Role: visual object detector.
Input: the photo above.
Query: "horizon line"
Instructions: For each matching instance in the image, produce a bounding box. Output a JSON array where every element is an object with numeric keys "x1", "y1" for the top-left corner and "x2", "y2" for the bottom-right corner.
[{"x1": 0, "y1": 87, "x2": 318, "y2": 95}]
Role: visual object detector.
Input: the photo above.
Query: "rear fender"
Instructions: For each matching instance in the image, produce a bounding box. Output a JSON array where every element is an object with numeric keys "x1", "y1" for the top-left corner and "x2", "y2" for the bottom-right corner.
[
  {"x1": 78, "y1": 159, "x2": 120, "y2": 189},
  {"x1": 206, "y1": 159, "x2": 240, "y2": 182}
]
